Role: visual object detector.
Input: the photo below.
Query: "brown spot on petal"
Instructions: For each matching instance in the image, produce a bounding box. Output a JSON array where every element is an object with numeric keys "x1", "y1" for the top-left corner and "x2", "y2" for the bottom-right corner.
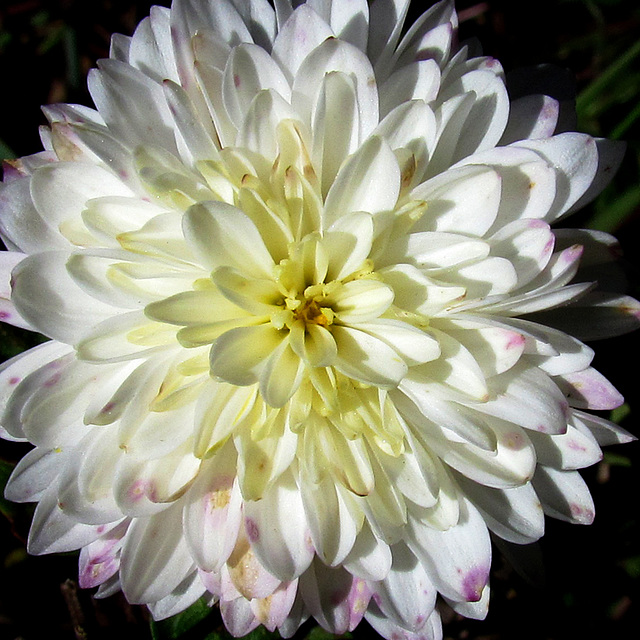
[
  {"x1": 245, "y1": 517, "x2": 260, "y2": 542},
  {"x1": 504, "y1": 432, "x2": 525, "y2": 450},
  {"x1": 227, "y1": 537, "x2": 260, "y2": 598}
]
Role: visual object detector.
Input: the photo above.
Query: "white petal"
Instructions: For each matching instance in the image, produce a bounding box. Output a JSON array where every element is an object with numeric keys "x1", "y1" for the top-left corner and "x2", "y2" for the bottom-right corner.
[
  {"x1": 27, "y1": 484, "x2": 105, "y2": 555},
  {"x1": 113, "y1": 446, "x2": 200, "y2": 517},
  {"x1": 367, "y1": 0, "x2": 411, "y2": 71},
  {"x1": 128, "y1": 7, "x2": 179, "y2": 84},
  {"x1": 528, "y1": 423, "x2": 602, "y2": 470},
  {"x1": 183, "y1": 201, "x2": 275, "y2": 278},
  {"x1": 411, "y1": 164, "x2": 501, "y2": 237},
  {"x1": 234, "y1": 411, "x2": 299, "y2": 501},
  {"x1": 183, "y1": 447, "x2": 242, "y2": 572},
  {"x1": 0, "y1": 341, "x2": 72, "y2": 439},
  {"x1": 148, "y1": 572, "x2": 208, "y2": 621},
  {"x1": 238, "y1": 89, "x2": 300, "y2": 160},
  {"x1": 454, "y1": 147, "x2": 558, "y2": 225},
  {"x1": 88, "y1": 60, "x2": 177, "y2": 153},
  {"x1": 76, "y1": 311, "x2": 175, "y2": 363},
  {"x1": 324, "y1": 136, "x2": 400, "y2": 228},
  {"x1": 0, "y1": 176, "x2": 69, "y2": 253},
  {"x1": 374, "y1": 100, "x2": 436, "y2": 185},
  {"x1": 457, "y1": 477, "x2": 544, "y2": 544},
  {"x1": 438, "y1": 69, "x2": 510, "y2": 160},
  {"x1": 299, "y1": 560, "x2": 369, "y2": 634},
  {"x1": 227, "y1": 0, "x2": 277, "y2": 49},
  {"x1": 343, "y1": 522, "x2": 392, "y2": 581},
  {"x1": 120, "y1": 503, "x2": 195, "y2": 604},
  {"x1": 444, "y1": 583, "x2": 490, "y2": 621},
  {"x1": 427, "y1": 92, "x2": 475, "y2": 176},
  {"x1": 271, "y1": 5, "x2": 334, "y2": 82},
  {"x1": 378, "y1": 263, "x2": 465, "y2": 316},
  {"x1": 489, "y1": 219, "x2": 555, "y2": 288},
  {"x1": 398, "y1": 383, "x2": 496, "y2": 452},
  {"x1": 333, "y1": 325, "x2": 408, "y2": 387},
  {"x1": 325, "y1": 212, "x2": 373, "y2": 281},
  {"x1": 250, "y1": 581, "x2": 299, "y2": 631},
  {"x1": 407, "y1": 497, "x2": 491, "y2": 603},
  {"x1": 223, "y1": 43, "x2": 291, "y2": 130},
  {"x1": 370, "y1": 543, "x2": 437, "y2": 632},
  {"x1": 394, "y1": 1, "x2": 457, "y2": 68},
  {"x1": 402, "y1": 232, "x2": 490, "y2": 271},
  {"x1": 259, "y1": 339, "x2": 305, "y2": 408},
  {"x1": 532, "y1": 466, "x2": 595, "y2": 525},
  {"x1": 365, "y1": 603, "x2": 442, "y2": 640},
  {"x1": 323, "y1": 0, "x2": 369, "y2": 51},
  {"x1": 243, "y1": 471, "x2": 314, "y2": 581},
  {"x1": 11, "y1": 251, "x2": 116, "y2": 344},
  {"x1": 516, "y1": 133, "x2": 598, "y2": 221},
  {"x1": 4, "y1": 447, "x2": 66, "y2": 503},
  {"x1": 118, "y1": 401, "x2": 197, "y2": 460},
  {"x1": 572, "y1": 409, "x2": 635, "y2": 446},
  {"x1": 193, "y1": 59, "x2": 238, "y2": 148},
  {"x1": 193, "y1": 381, "x2": 258, "y2": 459},
  {"x1": 78, "y1": 522, "x2": 127, "y2": 589},
  {"x1": 30, "y1": 161, "x2": 134, "y2": 231},
  {"x1": 358, "y1": 319, "x2": 441, "y2": 366},
  {"x1": 210, "y1": 324, "x2": 286, "y2": 387},
  {"x1": 57, "y1": 428, "x2": 124, "y2": 524},
  {"x1": 445, "y1": 256, "x2": 518, "y2": 298},
  {"x1": 465, "y1": 363, "x2": 569, "y2": 435},
  {"x1": 16, "y1": 357, "x2": 122, "y2": 449},
  {"x1": 293, "y1": 36, "x2": 379, "y2": 142},
  {"x1": 163, "y1": 79, "x2": 219, "y2": 163},
  {"x1": 555, "y1": 367, "x2": 623, "y2": 410},
  {"x1": 436, "y1": 317, "x2": 525, "y2": 377},
  {"x1": 300, "y1": 475, "x2": 359, "y2": 566},
  {"x1": 225, "y1": 528, "x2": 281, "y2": 600},
  {"x1": 330, "y1": 279, "x2": 394, "y2": 324},
  {"x1": 407, "y1": 328, "x2": 489, "y2": 402},
  {"x1": 500, "y1": 94, "x2": 559, "y2": 144},
  {"x1": 312, "y1": 72, "x2": 363, "y2": 196},
  {"x1": 402, "y1": 392, "x2": 537, "y2": 488},
  {"x1": 0, "y1": 251, "x2": 32, "y2": 330},
  {"x1": 289, "y1": 322, "x2": 337, "y2": 367},
  {"x1": 379, "y1": 59, "x2": 441, "y2": 117},
  {"x1": 219, "y1": 596, "x2": 260, "y2": 637},
  {"x1": 538, "y1": 292, "x2": 640, "y2": 341}
]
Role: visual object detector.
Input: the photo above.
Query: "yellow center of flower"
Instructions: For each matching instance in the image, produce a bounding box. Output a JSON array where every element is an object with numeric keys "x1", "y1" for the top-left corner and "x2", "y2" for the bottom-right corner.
[{"x1": 293, "y1": 298, "x2": 333, "y2": 328}]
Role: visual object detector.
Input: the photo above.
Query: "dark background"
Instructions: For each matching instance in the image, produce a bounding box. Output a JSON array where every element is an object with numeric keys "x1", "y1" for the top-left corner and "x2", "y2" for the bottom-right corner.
[{"x1": 1, "y1": 1, "x2": 639, "y2": 639}]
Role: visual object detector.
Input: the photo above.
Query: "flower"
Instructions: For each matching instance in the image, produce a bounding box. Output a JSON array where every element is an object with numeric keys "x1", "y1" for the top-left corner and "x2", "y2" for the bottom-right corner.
[{"x1": 0, "y1": 1, "x2": 638, "y2": 638}]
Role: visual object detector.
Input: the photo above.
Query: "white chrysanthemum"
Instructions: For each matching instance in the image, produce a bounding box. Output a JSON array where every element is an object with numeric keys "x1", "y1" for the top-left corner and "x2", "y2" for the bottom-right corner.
[{"x1": 0, "y1": 1, "x2": 638, "y2": 638}]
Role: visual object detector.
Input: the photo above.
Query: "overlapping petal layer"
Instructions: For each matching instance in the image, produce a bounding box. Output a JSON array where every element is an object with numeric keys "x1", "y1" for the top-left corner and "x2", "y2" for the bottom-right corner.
[{"x1": 1, "y1": 2, "x2": 638, "y2": 639}]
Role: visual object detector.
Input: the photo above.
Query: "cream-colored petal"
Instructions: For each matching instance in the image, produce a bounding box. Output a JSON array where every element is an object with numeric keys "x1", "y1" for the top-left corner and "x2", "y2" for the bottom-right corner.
[
  {"x1": 210, "y1": 324, "x2": 286, "y2": 386},
  {"x1": 329, "y1": 279, "x2": 394, "y2": 324},
  {"x1": 183, "y1": 201, "x2": 275, "y2": 278}
]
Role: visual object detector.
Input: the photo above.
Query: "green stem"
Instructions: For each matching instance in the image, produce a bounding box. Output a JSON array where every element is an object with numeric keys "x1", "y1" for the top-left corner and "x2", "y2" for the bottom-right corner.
[{"x1": 577, "y1": 38, "x2": 640, "y2": 114}]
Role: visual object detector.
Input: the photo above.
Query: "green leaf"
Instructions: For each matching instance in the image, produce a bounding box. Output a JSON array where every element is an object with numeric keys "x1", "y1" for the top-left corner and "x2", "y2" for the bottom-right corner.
[
  {"x1": 609, "y1": 99, "x2": 640, "y2": 140},
  {"x1": 610, "y1": 403, "x2": 631, "y2": 424},
  {"x1": 150, "y1": 599, "x2": 215, "y2": 640},
  {"x1": 621, "y1": 555, "x2": 640, "y2": 578},
  {"x1": 576, "y1": 39, "x2": 640, "y2": 117},
  {"x1": 587, "y1": 183, "x2": 640, "y2": 232},
  {"x1": 0, "y1": 136, "x2": 15, "y2": 161},
  {"x1": 602, "y1": 452, "x2": 632, "y2": 467},
  {"x1": 305, "y1": 626, "x2": 352, "y2": 640}
]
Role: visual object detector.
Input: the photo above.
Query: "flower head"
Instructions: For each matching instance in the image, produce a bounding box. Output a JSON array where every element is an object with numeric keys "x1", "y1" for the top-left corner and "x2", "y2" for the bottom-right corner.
[{"x1": 1, "y1": 1, "x2": 638, "y2": 638}]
